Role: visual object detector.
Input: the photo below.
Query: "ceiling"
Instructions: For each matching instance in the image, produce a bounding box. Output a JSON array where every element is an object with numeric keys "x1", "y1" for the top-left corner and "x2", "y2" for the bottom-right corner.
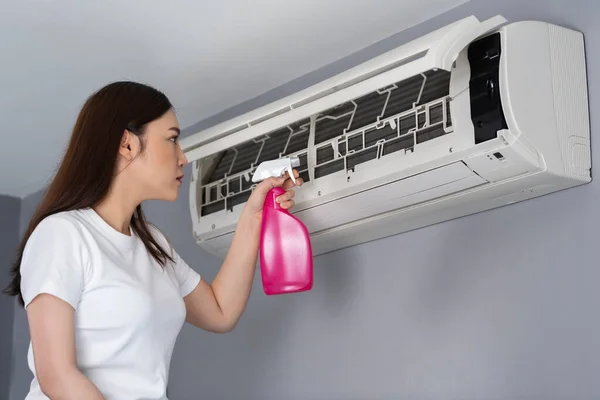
[{"x1": 0, "y1": 0, "x2": 469, "y2": 198}]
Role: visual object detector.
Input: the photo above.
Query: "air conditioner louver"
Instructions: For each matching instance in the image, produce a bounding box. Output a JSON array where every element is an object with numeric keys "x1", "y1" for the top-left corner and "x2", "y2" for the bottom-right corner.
[
  {"x1": 200, "y1": 117, "x2": 312, "y2": 217},
  {"x1": 199, "y1": 68, "x2": 454, "y2": 218},
  {"x1": 313, "y1": 69, "x2": 452, "y2": 180}
]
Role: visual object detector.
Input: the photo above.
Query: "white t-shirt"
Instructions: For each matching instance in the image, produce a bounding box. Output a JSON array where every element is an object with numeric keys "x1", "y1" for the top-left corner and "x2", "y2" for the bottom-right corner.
[{"x1": 20, "y1": 207, "x2": 201, "y2": 400}]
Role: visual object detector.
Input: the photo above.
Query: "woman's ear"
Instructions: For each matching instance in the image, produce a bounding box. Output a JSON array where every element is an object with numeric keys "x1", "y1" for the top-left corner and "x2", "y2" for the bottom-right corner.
[{"x1": 118, "y1": 130, "x2": 137, "y2": 160}]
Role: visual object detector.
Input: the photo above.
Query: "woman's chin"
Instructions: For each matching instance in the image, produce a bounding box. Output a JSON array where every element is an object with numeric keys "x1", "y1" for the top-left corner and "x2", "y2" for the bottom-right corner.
[
  {"x1": 166, "y1": 191, "x2": 179, "y2": 202},
  {"x1": 152, "y1": 189, "x2": 179, "y2": 203}
]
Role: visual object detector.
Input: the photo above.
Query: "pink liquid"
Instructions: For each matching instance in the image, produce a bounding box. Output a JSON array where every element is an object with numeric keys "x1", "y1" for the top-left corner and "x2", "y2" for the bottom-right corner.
[{"x1": 259, "y1": 187, "x2": 313, "y2": 295}]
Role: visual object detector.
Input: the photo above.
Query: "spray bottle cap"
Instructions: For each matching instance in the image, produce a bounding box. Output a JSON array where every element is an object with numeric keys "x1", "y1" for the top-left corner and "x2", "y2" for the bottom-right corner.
[{"x1": 252, "y1": 156, "x2": 301, "y2": 185}]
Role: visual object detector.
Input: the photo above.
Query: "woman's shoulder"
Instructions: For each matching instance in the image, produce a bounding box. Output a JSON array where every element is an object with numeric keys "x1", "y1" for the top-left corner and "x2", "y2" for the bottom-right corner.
[
  {"x1": 20, "y1": 210, "x2": 95, "y2": 308},
  {"x1": 28, "y1": 209, "x2": 94, "y2": 249},
  {"x1": 34, "y1": 209, "x2": 87, "y2": 233},
  {"x1": 21, "y1": 210, "x2": 93, "y2": 278}
]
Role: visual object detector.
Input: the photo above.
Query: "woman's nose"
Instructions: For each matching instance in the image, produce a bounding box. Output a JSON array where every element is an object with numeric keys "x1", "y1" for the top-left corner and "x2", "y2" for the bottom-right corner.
[{"x1": 178, "y1": 147, "x2": 188, "y2": 166}]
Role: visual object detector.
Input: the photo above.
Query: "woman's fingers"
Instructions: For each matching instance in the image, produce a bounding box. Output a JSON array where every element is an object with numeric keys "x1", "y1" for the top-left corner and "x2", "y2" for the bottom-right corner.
[
  {"x1": 276, "y1": 189, "x2": 295, "y2": 203},
  {"x1": 279, "y1": 200, "x2": 295, "y2": 209},
  {"x1": 254, "y1": 169, "x2": 302, "y2": 210},
  {"x1": 276, "y1": 174, "x2": 300, "y2": 209},
  {"x1": 282, "y1": 169, "x2": 302, "y2": 190}
]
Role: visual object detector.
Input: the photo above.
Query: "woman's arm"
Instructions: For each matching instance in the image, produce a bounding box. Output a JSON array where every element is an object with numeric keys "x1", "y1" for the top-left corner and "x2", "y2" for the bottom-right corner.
[
  {"x1": 26, "y1": 294, "x2": 106, "y2": 399},
  {"x1": 183, "y1": 170, "x2": 301, "y2": 333},
  {"x1": 183, "y1": 207, "x2": 261, "y2": 333}
]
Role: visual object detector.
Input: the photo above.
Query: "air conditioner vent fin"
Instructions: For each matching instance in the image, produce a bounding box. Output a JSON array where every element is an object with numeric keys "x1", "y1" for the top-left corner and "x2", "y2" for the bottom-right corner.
[
  {"x1": 199, "y1": 69, "x2": 454, "y2": 216},
  {"x1": 313, "y1": 69, "x2": 453, "y2": 179},
  {"x1": 312, "y1": 69, "x2": 451, "y2": 147},
  {"x1": 200, "y1": 118, "x2": 311, "y2": 217}
]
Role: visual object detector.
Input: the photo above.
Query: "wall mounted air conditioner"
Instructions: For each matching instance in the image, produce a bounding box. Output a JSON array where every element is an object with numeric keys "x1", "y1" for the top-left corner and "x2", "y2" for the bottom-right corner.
[{"x1": 180, "y1": 15, "x2": 591, "y2": 258}]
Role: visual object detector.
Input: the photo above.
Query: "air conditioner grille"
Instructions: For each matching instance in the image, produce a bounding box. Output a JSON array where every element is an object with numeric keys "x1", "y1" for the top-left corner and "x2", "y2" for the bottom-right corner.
[
  {"x1": 314, "y1": 69, "x2": 452, "y2": 178},
  {"x1": 199, "y1": 69, "x2": 453, "y2": 217}
]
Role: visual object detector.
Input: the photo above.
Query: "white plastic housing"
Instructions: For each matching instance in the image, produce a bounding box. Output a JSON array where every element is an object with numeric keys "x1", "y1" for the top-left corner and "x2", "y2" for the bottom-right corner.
[{"x1": 180, "y1": 15, "x2": 591, "y2": 258}]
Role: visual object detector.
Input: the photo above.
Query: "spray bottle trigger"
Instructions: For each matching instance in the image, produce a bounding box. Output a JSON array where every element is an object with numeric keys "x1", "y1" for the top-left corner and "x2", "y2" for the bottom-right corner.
[{"x1": 286, "y1": 166, "x2": 296, "y2": 185}]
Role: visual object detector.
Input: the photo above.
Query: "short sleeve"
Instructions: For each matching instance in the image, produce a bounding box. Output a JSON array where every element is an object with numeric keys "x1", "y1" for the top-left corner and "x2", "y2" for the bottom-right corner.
[
  {"x1": 171, "y1": 251, "x2": 201, "y2": 297},
  {"x1": 20, "y1": 215, "x2": 90, "y2": 309},
  {"x1": 149, "y1": 225, "x2": 201, "y2": 297}
]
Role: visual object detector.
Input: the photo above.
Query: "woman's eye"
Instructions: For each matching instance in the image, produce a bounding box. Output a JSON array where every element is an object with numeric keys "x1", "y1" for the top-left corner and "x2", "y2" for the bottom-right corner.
[{"x1": 170, "y1": 137, "x2": 178, "y2": 143}]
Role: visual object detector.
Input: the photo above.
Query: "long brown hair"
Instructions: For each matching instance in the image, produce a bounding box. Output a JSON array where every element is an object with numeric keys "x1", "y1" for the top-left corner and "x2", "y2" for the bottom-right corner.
[{"x1": 4, "y1": 81, "x2": 176, "y2": 306}]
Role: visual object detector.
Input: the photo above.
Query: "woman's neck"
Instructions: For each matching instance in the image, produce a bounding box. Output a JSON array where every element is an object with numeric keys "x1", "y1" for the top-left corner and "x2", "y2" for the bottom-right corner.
[{"x1": 93, "y1": 178, "x2": 141, "y2": 236}]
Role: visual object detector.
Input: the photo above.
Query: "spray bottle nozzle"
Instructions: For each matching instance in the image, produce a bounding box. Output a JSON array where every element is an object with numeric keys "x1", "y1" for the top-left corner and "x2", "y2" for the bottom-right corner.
[{"x1": 252, "y1": 156, "x2": 300, "y2": 185}]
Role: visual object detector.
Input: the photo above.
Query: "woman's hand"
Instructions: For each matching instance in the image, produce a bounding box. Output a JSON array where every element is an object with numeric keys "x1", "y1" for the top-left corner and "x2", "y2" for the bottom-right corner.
[{"x1": 243, "y1": 169, "x2": 303, "y2": 220}]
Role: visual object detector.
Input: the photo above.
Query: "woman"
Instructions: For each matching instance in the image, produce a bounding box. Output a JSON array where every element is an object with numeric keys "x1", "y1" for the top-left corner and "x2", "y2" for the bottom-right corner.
[{"x1": 4, "y1": 81, "x2": 302, "y2": 399}]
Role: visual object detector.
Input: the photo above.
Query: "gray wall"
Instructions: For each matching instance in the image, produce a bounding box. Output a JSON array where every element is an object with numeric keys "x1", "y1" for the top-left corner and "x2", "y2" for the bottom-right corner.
[
  {"x1": 10, "y1": 0, "x2": 600, "y2": 398},
  {"x1": 0, "y1": 196, "x2": 20, "y2": 400},
  {"x1": 10, "y1": 192, "x2": 41, "y2": 400}
]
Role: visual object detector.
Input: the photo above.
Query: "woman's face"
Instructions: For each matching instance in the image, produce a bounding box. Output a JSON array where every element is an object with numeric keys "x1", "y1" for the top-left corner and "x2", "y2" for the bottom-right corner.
[{"x1": 127, "y1": 109, "x2": 188, "y2": 202}]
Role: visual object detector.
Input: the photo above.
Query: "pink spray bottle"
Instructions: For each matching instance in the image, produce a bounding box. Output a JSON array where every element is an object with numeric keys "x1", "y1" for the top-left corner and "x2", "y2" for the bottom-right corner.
[{"x1": 251, "y1": 156, "x2": 313, "y2": 295}]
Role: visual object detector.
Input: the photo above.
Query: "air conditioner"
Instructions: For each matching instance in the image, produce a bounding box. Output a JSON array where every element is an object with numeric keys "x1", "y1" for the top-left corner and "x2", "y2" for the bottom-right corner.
[{"x1": 179, "y1": 15, "x2": 591, "y2": 258}]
